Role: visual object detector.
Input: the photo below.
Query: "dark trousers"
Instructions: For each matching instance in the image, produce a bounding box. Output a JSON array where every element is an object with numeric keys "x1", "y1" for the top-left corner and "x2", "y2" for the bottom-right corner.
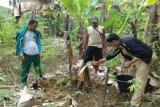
[{"x1": 83, "y1": 46, "x2": 103, "y2": 63}]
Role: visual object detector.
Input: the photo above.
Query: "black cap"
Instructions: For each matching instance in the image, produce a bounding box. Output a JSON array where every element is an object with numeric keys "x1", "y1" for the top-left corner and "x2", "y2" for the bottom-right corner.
[
  {"x1": 106, "y1": 34, "x2": 120, "y2": 42},
  {"x1": 91, "y1": 16, "x2": 99, "y2": 22}
]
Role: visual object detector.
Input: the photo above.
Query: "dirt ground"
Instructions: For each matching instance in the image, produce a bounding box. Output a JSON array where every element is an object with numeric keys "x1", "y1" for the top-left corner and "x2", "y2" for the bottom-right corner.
[
  {"x1": 40, "y1": 76, "x2": 131, "y2": 107},
  {"x1": 0, "y1": 53, "x2": 133, "y2": 107},
  {"x1": 39, "y1": 73, "x2": 160, "y2": 107}
]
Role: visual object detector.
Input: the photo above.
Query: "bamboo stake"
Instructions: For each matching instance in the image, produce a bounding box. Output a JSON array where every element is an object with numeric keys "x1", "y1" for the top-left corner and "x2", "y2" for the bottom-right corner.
[{"x1": 100, "y1": 67, "x2": 110, "y2": 107}]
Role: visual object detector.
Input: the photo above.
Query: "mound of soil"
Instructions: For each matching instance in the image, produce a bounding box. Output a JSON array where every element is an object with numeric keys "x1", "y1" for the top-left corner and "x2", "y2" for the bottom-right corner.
[{"x1": 40, "y1": 77, "x2": 131, "y2": 107}]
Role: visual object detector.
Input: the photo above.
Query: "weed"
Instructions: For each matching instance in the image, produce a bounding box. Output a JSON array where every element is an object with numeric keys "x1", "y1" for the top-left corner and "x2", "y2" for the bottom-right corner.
[
  {"x1": 0, "y1": 89, "x2": 12, "y2": 101},
  {"x1": 63, "y1": 91, "x2": 83, "y2": 100},
  {"x1": 56, "y1": 76, "x2": 67, "y2": 86},
  {"x1": 0, "y1": 73, "x2": 9, "y2": 82},
  {"x1": 148, "y1": 95, "x2": 159, "y2": 107},
  {"x1": 128, "y1": 78, "x2": 140, "y2": 92},
  {"x1": 123, "y1": 100, "x2": 130, "y2": 107}
]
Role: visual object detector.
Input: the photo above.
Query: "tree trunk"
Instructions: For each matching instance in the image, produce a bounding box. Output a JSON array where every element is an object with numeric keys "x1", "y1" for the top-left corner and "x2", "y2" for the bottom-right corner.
[
  {"x1": 144, "y1": 4, "x2": 157, "y2": 46},
  {"x1": 55, "y1": 13, "x2": 61, "y2": 37},
  {"x1": 130, "y1": 19, "x2": 137, "y2": 38},
  {"x1": 157, "y1": 3, "x2": 160, "y2": 41},
  {"x1": 144, "y1": 3, "x2": 160, "y2": 77},
  {"x1": 64, "y1": 13, "x2": 77, "y2": 87},
  {"x1": 29, "y1": 11, "x2": 35, "y2": 20},
  {"x1": 100, "y1": 2, "x2": 107, "y2": 24},
  {"x1": 48, "y1": 16, "x2": 54, "y2": 36},
  {"x1": 144, "y1": 2, "x2": 160, "y2": 57},
  {"x1": 77, "y1": 20, "x2": 86, "y2": 58},
  {"x1": 130, "y1": 0, "x2": 138, "y2": 38}
]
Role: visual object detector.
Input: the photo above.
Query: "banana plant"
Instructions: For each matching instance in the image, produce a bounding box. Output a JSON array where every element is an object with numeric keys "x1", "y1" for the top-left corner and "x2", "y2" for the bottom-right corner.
[
  {"x1": 60, "y1": 0, "x2": 90, "y2": 17},
  {"x1": 60, "y1": 0, "x2": 90, "y2": 86},
  {"x1": 60, "y1": 0, "x2": 99, "y2": 86},
  {"x1": 141, "y1": 0, "x2": 160, "y2": 77},
  {"x1": 143, "y1": 0, "x2": 159, "y2": 7}
]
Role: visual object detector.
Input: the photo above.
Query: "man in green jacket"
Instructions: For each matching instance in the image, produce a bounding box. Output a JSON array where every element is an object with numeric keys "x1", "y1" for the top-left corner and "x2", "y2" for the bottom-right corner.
[{"x1": 16, "y1": 19, "x2": 43, "y2": 88}]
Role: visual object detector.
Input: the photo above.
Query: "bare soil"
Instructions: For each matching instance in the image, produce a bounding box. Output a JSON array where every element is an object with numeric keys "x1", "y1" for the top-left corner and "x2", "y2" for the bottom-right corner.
[{"x1": 40, "y1": 76, "x2": 131, "y2": 107}]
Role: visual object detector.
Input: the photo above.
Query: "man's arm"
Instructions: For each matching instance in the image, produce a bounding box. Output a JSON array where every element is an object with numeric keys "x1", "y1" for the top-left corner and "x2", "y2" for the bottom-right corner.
[
  {"x1": 123, "y1": 57, "x2": 139, "y2": 68},
  {"x1": 106, "y1": 48, "x2": 120, "y2": 60},
  {"x1": 96, "y1": 48, "x2": 120, "y2": 65}
]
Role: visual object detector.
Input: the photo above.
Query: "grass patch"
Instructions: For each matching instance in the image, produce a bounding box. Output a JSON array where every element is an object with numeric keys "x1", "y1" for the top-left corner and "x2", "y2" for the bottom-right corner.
[{"x1": 0, "y1": 89, "x2": 12, "y2": 101}]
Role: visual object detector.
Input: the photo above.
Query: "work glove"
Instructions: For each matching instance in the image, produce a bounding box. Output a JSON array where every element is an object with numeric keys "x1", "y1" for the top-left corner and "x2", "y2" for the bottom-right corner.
[{"x1": 96, "y1": 58, "x2": 106, "y2": 65}]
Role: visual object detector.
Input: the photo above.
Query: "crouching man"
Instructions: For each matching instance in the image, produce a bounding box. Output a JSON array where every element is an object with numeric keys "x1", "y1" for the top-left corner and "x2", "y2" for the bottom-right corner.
[{"x1": 97, "y1": 34, "x2": 153, "y2": 107}]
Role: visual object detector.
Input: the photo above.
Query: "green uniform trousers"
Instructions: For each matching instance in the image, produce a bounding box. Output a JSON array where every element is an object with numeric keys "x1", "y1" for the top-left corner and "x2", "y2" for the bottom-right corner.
[{"x1": 21, "y1": 54, "x2": 43, "y2": 84}]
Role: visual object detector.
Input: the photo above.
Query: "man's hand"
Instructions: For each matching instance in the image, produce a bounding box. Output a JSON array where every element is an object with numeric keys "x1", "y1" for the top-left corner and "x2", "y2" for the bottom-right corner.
[
  {"x1": 96, "y1": 58, "x2": 106, "y2": 65},
  {"x1": 19, "y1": 54, "x2": 25, "y2": 61},
  {"x1": 123, "y1": 61, "x2": 133, "y2": 68},
  {"x1": 39, "y1": 54, "x2": 43, "y2": 59}
]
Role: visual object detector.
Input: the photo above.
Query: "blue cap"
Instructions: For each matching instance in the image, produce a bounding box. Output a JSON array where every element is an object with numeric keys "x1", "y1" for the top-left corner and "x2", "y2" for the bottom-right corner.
[{"x1": 106, "y1": 34, "x2": 120, "y2": 42}]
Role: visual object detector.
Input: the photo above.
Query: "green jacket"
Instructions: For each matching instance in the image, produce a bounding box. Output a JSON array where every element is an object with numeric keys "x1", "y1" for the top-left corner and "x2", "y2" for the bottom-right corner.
[{"x1": 16, "y1": 26, "x2": 42, "y2": 55}]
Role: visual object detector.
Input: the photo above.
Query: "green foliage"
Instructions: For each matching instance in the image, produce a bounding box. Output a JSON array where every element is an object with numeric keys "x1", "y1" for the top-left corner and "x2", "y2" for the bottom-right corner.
[
  {"x1": 64, "y1": 91, "x2": 83, "y2": 100},
  {"x1": 74, "y1": 91, "x2": 83, "y2": 96},
  {"x1": 109, "y1": 72, "x2": 117, "y2": 80},
  {"x1": 104, "y1": 9, "x2": 126, "y2": 32},
  {"x1": 128, "y1": 78, "x2": 140, "y2": 92},
  {"x1": 0, "y1": 17, "x2": 17, "y2": 48},
  {"x1": 143, "y1": 0, "x2": 159, "y2": 7},
  {"x1": 106, "y1": 1, "x2": 112, "y2": 12},
  {"x1": 123, "y1": 100, "x2": 130, "y2": 107},
  {"x1": 116, "y1": 0, "x2": 144, "y2": 35},
  {"x1": 148, "y1": 95, "x2": 160, "y2": 107},
  {"x1": 64, "y1": 93, "x2": 71, "y2": 100},
  {"x1": 84, "y1": 0, "x2": 99, "y2": 15},
  {"x1": 107, "y1": 55, "x2": 122, "y2": 69},
  {"x1": 60, "y1": 0, "x2": 90, "y2": 16},
  {"x1": 0, "y1": 8, "x2": 26, "y2": 49},
  {"x1": 112, "y1": 0, "x2": 124, "y2": 5},
  {"x1": 152, "y1": 40, "x2": 160, "y2": 56},
  {"x1": 118, "y1": 10, "x2": 133, "y2": 35},
  {"x1": 0, "y1": 73, "x2": 9, "y2": 82},
  {"x1": 0, "y1": 89, "x2": 12, "y2": 101},
  {"x1": 151, "y1": 59, "x2": 160, "y2": 75},
  {"x1": 56, "y1": 76, "x2": 67, "y2": 86}
]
